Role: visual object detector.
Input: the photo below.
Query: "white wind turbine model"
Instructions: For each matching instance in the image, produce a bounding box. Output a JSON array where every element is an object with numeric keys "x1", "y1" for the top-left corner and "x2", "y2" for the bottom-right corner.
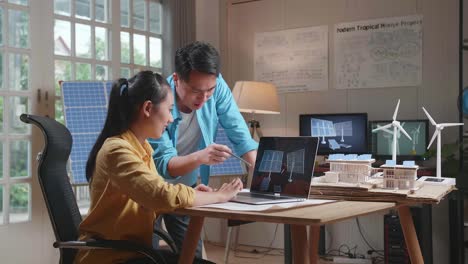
[
  {"x1": 372, "y1": 99, "x2": 412, "y2": 162},
  {"x1": 422, "y1": 107, "x2": 464, "y2": 178},
  {"x1": 377, "y1": 124, "x2": 403, "y2": 155}
]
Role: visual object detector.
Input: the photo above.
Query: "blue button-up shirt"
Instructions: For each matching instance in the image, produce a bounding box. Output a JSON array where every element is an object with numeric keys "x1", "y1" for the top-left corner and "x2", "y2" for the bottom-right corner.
[{"x1": 149, "y1": 74, "x2": 258, "y2": 186}]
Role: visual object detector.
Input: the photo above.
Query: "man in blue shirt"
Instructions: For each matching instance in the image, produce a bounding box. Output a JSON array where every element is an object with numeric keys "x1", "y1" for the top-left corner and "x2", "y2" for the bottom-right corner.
[{"x1": 149, "y1": 41, "x2": 258, "y2": 257}]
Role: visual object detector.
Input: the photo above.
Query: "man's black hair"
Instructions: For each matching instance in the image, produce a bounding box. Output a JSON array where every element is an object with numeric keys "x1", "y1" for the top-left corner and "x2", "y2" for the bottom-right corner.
[{"x1": 174, "y1": 41, "x2": 220, "y2": 81}]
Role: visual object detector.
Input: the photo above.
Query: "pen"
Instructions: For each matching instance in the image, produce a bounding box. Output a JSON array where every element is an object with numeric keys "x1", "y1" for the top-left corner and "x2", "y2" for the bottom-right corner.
[{"x1": 228, "y1": 152, "x2": 252, "y2": 167}]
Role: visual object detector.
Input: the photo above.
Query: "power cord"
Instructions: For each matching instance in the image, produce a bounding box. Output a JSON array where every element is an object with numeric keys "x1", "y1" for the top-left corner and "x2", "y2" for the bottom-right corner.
[
  {"x1": 355, "y1": 217, "x2": 384, "y2": 257},
  {"x1": 234, "y1": 223, "x2": 282, "y2": 259}
]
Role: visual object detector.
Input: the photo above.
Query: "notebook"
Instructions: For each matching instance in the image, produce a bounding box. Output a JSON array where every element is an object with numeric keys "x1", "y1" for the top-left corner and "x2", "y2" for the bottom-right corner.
[{"x1": 230, "y1": 137, "x2": 319, "y2": 205}]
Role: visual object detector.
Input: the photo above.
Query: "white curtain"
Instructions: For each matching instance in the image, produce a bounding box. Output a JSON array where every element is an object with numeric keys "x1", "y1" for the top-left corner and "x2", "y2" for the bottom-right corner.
[{"x1": 162, "y1": 0, "x2": 196, "y2": 77}]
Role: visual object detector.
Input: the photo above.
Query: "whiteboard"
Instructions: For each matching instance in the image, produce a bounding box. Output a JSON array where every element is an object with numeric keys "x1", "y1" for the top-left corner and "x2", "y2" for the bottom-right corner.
[
  {"x1": 334, "y1": 15, "x2": 423, "y2": 90},
  {"x1": 254, "y1": 26, "x2": 329, "y2": 94}
]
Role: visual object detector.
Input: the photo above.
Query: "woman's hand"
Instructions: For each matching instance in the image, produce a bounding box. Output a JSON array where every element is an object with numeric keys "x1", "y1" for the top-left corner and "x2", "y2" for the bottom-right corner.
[
  {"x1": 192, "y1": 178, "x2": 243, "y2": 206},
  {"x1": 194, "y1": 184, "x2": 213, "y2": 192},
  {"x1": 216, "y1": 178, "x2": 243, "y2": 202}
]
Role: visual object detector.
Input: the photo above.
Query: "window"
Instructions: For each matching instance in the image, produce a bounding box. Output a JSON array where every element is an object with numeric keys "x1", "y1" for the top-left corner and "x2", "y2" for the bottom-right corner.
[
  {"x1": 120, "y1": 0, "x2": 163, "y2": 78},
  {"x1": 0, "y1": 0, "x2": 32, "y2": 224},
  {"x1": 53, "y1": 0, "x2": 112, "y2": 123}
]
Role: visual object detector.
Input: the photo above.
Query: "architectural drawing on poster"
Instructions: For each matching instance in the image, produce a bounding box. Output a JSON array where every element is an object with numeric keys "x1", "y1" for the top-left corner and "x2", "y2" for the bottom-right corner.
[
  {"x1": 334, "y1": 15, "x2": 423, "y2": 89},
  {"x1": 255, "y1": 26, "x2": 328, "y2": 93}
]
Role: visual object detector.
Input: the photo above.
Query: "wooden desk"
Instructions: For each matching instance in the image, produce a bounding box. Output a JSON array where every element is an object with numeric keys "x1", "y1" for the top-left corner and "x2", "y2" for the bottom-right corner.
[
  {"x1": 307, "y1": 183, "x2": 455, "y2": 264},
  {"x1": 175, "y1": 201, "x2": 395, "y2": 264}
]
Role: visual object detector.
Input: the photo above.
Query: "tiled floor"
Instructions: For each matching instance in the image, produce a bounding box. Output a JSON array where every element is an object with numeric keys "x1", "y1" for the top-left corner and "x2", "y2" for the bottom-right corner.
[{"x1": 204, "y1": 241, "x2": 284, "y2": 264}]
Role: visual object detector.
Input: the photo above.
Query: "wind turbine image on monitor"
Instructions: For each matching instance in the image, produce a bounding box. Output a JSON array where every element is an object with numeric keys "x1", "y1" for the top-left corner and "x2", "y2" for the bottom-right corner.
[
  {"x1": 376, "y1": 124, "x2": 401, "y2": 155},
  {"x1": 372, "y1": 99, "x2": 412, "y2": 162},
  {"x1": 422, "y1": 107, "x2": 464, "y2": 178},
  {"x1": 410, "y1": 124, "x2": 421, "y2": 155}
]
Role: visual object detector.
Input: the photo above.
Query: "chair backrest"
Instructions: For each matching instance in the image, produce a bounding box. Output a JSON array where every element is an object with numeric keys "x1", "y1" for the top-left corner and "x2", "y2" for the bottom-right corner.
[{"x1": 20, "y1": 114, "x2": 82, "y2": 263}]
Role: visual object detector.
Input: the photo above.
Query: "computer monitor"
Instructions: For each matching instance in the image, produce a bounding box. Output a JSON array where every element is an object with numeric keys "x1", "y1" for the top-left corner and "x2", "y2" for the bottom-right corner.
[
  {"x1": 369, "y1": 119, "x2": 429, "y2": 161},
  {"x1": 299, "y1": 113, "x2": 368, "y2": 155}
]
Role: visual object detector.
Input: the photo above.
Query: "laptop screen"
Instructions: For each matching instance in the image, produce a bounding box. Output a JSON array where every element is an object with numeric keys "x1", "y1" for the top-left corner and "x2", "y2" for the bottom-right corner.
[{"x1": 250, "y1": 137, "x2": 319, "y2": 197}]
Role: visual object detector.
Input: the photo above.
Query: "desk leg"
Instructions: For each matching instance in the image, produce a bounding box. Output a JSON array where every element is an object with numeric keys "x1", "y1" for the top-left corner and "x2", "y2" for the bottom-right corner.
[
  {"x1": 309, "y1": 225, "x2": 320, "y2": 264},
  {"x1": 178, "y1": 216, "x2": 205, "y2": 264},
  {"x1": 291, "y1": 225, "x2": 308, "y2": 264},
  {"x1": 398, "y1": 205, "x2": 424, "y2": 264}
]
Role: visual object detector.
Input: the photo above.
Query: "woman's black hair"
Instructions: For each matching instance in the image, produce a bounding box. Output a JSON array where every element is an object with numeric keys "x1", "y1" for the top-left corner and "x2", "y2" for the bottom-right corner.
[
  {"x1": 174, "y1": 41, "x2": 220, "y2": 81},
  {"x1": 85, "y1": 71, "x2": 169, "y2": 182}
]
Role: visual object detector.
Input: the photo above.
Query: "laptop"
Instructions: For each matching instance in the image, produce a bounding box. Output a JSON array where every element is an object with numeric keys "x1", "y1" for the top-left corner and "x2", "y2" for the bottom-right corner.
[{"x1": 230, "y1": 137, "x2": 319, "y2": 205}]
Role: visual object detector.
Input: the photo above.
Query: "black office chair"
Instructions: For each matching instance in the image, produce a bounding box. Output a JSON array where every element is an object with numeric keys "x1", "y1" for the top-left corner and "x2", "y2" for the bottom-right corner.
[{"x1": 20, "y1": 114, "x2": 211, "y2": 264}]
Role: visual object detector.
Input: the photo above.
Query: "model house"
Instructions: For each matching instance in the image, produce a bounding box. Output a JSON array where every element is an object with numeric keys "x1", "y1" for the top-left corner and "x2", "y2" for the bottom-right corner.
[
  {"x1": 324, "y1": 154, "x2": 376, "y2": 184},
  {"x1": 381, "y1": 160, "x2": 419, "y2": 190}
]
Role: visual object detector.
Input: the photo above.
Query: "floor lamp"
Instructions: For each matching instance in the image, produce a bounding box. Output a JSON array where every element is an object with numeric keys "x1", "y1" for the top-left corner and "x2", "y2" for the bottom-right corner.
[
  {"x1": 232, "y1": 81, "x2": 280, "y2": 140},
  {"x1": 223, "y1": 81, "x2": 280, "y2": 264}
]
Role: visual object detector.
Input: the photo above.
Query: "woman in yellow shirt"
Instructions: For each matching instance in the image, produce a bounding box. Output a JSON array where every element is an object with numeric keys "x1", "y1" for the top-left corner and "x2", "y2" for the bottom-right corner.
[{"x1": 75, "y1": 71, "x2": 242, "y2": 264}]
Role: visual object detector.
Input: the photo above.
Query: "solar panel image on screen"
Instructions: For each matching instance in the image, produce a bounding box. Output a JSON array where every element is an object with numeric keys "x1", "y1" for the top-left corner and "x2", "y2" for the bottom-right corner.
[
  {"x1": 300, "y1": 113, "x2": 368, "y2": 155},
  {"x1": 258, "y1": 150, "x2": 283, "y2": 173},
  {"x1": 210, "y1": 126, "x2": 247, "y2": 176},
  {"x1": 62, "y1": 81, "x2": 112, "y2": 184},
  {"x1": 311, "y1": 118, "x2": 336, "y2": 137},
  {"x1": 286, "y1": 149, "x2": 305, "y2": 174},
  {"x1": 334, "y1": 121, "x2": 353, "y2": 136}
]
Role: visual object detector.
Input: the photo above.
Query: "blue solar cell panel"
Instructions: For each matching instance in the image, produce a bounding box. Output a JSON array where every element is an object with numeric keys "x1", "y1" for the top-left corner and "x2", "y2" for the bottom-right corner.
[
  {"x1": 62, "y1": 82, "x2": 108, "y2": 107},
  {"x1": 105, "y1": 82, "x2": 113, "y2": 97},
  {"x1": 210, "y1": 126, "x2": 247, "y2": 176},
  {"x1": 62, "y1": 81, "x2": 112, "y2": 184},
  {"x1": 64, "y1": 107, "x2": 107, "y2": 133}
]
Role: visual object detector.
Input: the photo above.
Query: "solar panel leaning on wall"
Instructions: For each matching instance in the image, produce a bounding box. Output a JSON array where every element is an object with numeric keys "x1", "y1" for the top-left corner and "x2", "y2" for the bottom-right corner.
[{"x1": 61, "y1": 81, "x2": 246, "y2": 184}]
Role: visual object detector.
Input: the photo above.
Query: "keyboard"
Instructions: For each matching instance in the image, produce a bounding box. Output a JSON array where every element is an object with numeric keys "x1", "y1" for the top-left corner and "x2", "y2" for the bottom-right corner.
[{"x1": 239, "y1": 192, "x2": 298, "y2": 200}]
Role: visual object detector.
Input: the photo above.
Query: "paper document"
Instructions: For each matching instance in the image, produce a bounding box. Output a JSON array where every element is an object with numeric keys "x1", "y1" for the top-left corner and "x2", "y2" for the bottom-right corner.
[{"x1": 196, "y1": 199, "x2": 335, "y2": 212}]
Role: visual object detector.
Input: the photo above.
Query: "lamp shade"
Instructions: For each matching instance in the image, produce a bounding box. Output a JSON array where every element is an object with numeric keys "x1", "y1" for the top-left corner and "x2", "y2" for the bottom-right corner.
[{"x1": 232, "y1": 81, "x2": 280, "y2": 114}]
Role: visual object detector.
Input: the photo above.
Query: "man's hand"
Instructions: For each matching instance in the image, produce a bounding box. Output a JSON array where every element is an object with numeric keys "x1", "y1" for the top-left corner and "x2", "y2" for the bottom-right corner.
[{"x1": 196, "y1": 143, "x2": 232, "y2": 165}]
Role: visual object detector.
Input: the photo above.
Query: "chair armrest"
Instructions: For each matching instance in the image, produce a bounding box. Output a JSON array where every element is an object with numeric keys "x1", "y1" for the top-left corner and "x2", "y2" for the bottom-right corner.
[
  {"x1": 154, "y1": 227, "x2": 178, "y2": 254},
  {"x1": 54, "y1": 239, "x2": 167, "y2": 264}
]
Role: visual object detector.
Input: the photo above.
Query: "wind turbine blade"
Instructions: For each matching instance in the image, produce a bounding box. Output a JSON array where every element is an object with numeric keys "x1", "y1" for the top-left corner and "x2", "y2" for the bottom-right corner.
[
  {"x1": 372, "y1": 123, "x2": 392, "y2": 133},
  {"x1": 380, "y1": 127, "x2": 394, "y2": 135},
  {"x1": 395, "y1": 123, "x2": 412, "y2": 141},
  {"x1": 427, "y1": 130, "x2": 439, "y2": 149},
  {"x1": 422, "y1": 107, "x2": 436, "y2": 126},
  {"x1": 392, "y1": 99, "x2": 400, "y2": 121},
  {"x1": 440, "y1": 123, "x2": 464, "y2": 128}
]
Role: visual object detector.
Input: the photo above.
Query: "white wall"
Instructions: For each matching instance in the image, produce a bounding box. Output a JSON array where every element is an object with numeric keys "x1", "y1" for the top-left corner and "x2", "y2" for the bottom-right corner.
[
  {"x1": 225, "y1": 0, "x2": 460, "y2": 137},
  {"x1": 195, "y1": 0, "x2": 220, "y2": 50},
  {"x1": 194, "y1": 0, "x2": 459, "y2": 262}
]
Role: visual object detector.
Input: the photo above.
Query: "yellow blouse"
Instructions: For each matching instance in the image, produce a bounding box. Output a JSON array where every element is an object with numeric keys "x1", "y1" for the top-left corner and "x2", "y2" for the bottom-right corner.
[{"x1": 75, "y1": 130, "x2": 195, "y2": 264}]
